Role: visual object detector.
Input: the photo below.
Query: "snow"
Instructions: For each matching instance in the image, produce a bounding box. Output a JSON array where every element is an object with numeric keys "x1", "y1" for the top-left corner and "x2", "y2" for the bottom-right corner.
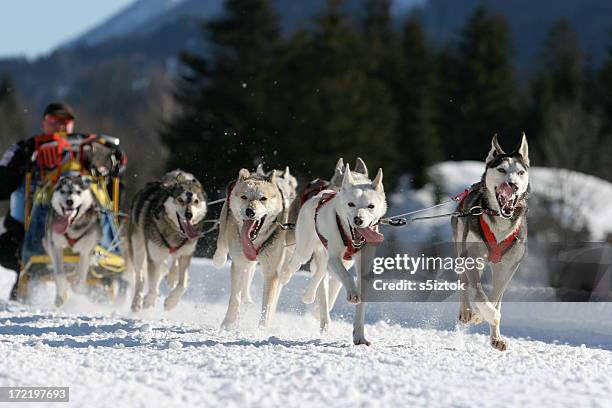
[{"x1": 1, "y1": 258, "x2": 611, "y2": 407}]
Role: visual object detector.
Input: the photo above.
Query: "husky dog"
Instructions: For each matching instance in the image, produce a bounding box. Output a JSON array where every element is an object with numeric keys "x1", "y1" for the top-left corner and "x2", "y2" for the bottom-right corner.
[
  {"x1": 280, "y1": 159, "x2": 387, "y2": 345},
  {"x1": 129, "y1": 170, "x2": 207, "y2": 312},
  {"x1": 213, "y1": 167, "x2": 292, "y2": 328},
  {"x1": 452, "y1": 134, "x2": 530, "y2": 351},
  {"x1": 240, "y1": 164, "x2": 298, "y2": 304},
  {"x1": 44, "y1": 175, "x2": 101, "y2": 307}
]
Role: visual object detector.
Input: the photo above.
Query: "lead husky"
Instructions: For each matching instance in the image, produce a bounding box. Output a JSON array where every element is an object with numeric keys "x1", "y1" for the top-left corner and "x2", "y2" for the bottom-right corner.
[
  {"x1": 44, "y1": 175, "x2": 101, "y2": 307},
  {"x1": 129, "y1": 170, "x2": 207, "y2": 312},
  {"x1": 452, "y1": 134, "x2": 529, "y2": 351},
  {"x1": 213, "y1": 167, "x2": 293, "y2": 328},
  {"x1": 280, "y1": 159, "x2": 387, "y2": 345}
]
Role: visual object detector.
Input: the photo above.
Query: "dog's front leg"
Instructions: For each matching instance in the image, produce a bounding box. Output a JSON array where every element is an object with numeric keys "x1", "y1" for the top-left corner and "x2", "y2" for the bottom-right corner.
[
  {"x1": 327, "y1": 255, "x2": 359, "y2": 304},
  {"x1": 130, "y1": 235, "x2": 147, "y2": 312},
  {"x1": 221, "y1": 260, "x2": 250, "y2": 329},
  {"x1": 465, "y1": 264, "x2": 500, "y2": 326},
  {"x1": 242, "y1": 263, "x2": 256, "y2": 304},
  {"x1": 487, "y1": 262, "x2": 520, "y2": 351},
  {"x1": 259, "y1": 261, "x2": 282, "y2": 328},
  {"x1": 352, "y1": 245, "x2": 375, "y2": 346},
  {"x1": 50, "y1": 245, "x2": 68, "y2": 307},
  {"x1": 72, "y1": 249, "x2": 91, "y2": 295},
  {"x1": 164, "y1": 255, "x2": 191, "y2": 311},
  {"x1": 143, "y1": 255, "x2": 163, "y2": 309}
]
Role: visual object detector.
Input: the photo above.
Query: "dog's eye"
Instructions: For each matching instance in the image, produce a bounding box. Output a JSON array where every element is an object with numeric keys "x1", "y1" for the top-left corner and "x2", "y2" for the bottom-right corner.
[
  {"x1": 497, "y1": 168, "x2": 506, "y2": 174},
  {"x1": 177, "y1": 197, "x2": 184, "y2": 204},
  {"x1": 260, "y1": 197, "x2": 267, "y2": 201},
  {"x1": 348, "y1": 202, "x2": 355, "y2": 207},
  {"x1": 241, "y1": 195, "x2": 247, "y2": 200},
  {"x1": 518, "y1": 170, "x2": 525, "y2": 176},
  {"x1": 368, "y1": 204, "x2": 375, "y2": 209}
]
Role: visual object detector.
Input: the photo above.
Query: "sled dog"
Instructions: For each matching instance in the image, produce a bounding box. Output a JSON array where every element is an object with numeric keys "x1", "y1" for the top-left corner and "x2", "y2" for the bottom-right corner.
[
  {"x1": 129, "y1": 170, "x2": 207, "y2": 311},
  {"x1": 240, "y1": 164, "x2": 298, "y2": 304},
  {"x1": 452, "y1": 134, "x2": 530, "y2": 351},
  {"x1": 280, "y1": 159, "x2": 387, "y2": 345},
  {"x1": 44, "y1": 175, "x2": 101, "y2": 307},
  {"x1": 213, "y1": 167, "x2": 294, "y2": 328}
]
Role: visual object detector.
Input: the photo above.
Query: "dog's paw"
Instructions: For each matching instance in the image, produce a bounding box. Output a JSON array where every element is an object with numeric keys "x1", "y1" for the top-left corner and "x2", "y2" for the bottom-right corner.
[
  {"x1": 55, "y1": 293, "x2": 68, "y2": 307},
  {"x1": 164, "y1": 289, "x2": 184, "y2": 311},
  {"x1": 353, "y1": 331, "x2": 371, "y2": 346},
  {"x1": 244, "y1": 290, "x2": 254, "y2": 304},
  {"x1": 346, "y1": 289, "x2": 361, "y2": 304},
  {"x1": 212, "y1": 250, "x2": 227, "y2": 269},
  {"x1": 277, "y1": 269, "x2": 293, "y2": 285},
  {"x1": 220, "y1": 317, "x2": 239, "y2": 331},
  {"x1": 72, "y1": 280, "x2": 88, "y2": 295},
  {"x1": 490, "y1": 337, "x2": 508, "y2": 351},
  {"x1": 143, "y1": 293, "x2": 157, "y2": 309},
  {"x1": 302, "y1": 286, "x2": 317, "y2": 304},
  {"x1": 475, "y1": 301, "x2": 500, "y2": 325},
  {"x1": 131, "y1": 295, "x2": 143, "y2": 312},
  {"x1": 458, "y1": 307, "x2": 482, "y2": 325}
]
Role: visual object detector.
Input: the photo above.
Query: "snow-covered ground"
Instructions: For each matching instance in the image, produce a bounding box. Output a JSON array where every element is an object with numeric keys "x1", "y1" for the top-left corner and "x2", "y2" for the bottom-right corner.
[{"x1": 1, "y1": 258, "x2": 611, "y2": 408}]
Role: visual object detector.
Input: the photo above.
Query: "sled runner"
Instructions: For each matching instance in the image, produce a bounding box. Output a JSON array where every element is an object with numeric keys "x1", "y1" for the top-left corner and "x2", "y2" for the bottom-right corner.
[{"x1": 16, "y1": 132, "x2": 127, "y2": 301}]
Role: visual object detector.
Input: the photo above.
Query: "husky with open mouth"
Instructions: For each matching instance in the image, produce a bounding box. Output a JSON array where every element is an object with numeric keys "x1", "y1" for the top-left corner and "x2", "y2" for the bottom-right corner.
[
  {"x1": 239, "y1": 164, "x2": 298, "y2": 304},
  {"x1": 279, "y1": 159, "x2": 387, "y2": 345},
  {"x1": 44, "y1": 175, "x2": 101, "y2": 307},
  {"x1": 128, "y1": 170, "x2": 207, "y2": 312},
  {"x1": 213, "y1": 167, "x2": 292, "y2": 329},
  {"x1": 452, "y1": 134, "x2": 530, "y2": 351}
]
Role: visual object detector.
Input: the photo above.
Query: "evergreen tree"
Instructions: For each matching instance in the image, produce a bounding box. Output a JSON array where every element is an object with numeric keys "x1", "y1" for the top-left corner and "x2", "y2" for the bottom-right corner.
[
  {"x1": 397, "y1": 12, "x2": 441, "y2": 187},
  {"x1": 272, "y1": 0, "x2": 398, "y2": 184},
  {"x1": 436, "y1": 6, "x2": 517, "y2": 160},
  {"x1": 0, "y1": 73, "x2": 25, "y2": 150},
  {"x1": 161, "y1": 0, "x2": 281, "y2": 194}
]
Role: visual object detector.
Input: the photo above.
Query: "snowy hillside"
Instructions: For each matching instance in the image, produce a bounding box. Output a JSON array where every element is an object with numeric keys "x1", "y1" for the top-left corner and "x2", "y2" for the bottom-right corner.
[{"x1": 1, "y1": 258, "x2": 611, "y2": 407}]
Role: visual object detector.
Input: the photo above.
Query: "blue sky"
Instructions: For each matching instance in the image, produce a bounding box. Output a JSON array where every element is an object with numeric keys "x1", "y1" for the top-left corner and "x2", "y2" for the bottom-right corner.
[{"x1": 0, "y1": 0, "x2": 133, "y2": 58}]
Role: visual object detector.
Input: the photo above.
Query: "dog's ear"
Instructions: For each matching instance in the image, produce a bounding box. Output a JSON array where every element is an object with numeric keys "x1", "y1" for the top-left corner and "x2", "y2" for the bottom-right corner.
[
  {"x1": 372, "y1": 168, "x2": 384, "y2": 193},
  {"x1": 342, "y1": 163, "x2": 354, "y2": 190},
  {"x1": 238, "y1": 168, "x2": 250, "y2": 181},
  {"x1": 268, "y1": 169, "x2": 277, "y2": 184},
  {"x1": 354, "y1": 157, "x2": 368, "y2": 177},
  {"x1": 256, "y1": 163, "x2": 265, "y2": 176},
  {"x1": 330, "y1": 158, "x2": 344, "y2": 187},
  {"x1": 283, "y1": 166, "x2": 290, "y2": 178},
  {"x1": 486, "y1": 134, "x2": 505, "y2": 163},
  {"x1": 516, "y1": 132, "x2": 530, "y2": 167}
]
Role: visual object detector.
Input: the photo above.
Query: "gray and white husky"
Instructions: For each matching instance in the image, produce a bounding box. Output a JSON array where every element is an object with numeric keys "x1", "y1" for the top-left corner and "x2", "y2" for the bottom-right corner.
[
  {"x1": 452, "y1": 134, "x2": 530, "y2": 351},
  {"x1": 213, "y1": 167, "x2": 295, "y2": 329},
  {"x1": 280, "y1": 159, "x2": 387, "y2": 345},
  {"x1": 129, "y1": 170, "x2": 208, "y2": 312},
  {"x1": 44, "y1": 175, "x2": 101, "y2": 307}
]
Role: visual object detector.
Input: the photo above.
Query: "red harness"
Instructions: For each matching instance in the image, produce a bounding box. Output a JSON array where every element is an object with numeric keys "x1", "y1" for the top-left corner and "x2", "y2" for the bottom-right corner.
[
  {"x1": 479, "y1": 216, "x2": 521, "y2": 264},
  {"x1": 454, "y1": 184, "x2": 521, "y2": 264},
  {"x1": 313, "y1": 191, "x2": 365, "y2": 261},
  {"x1": 64, "y1": 234, "x2": 78, "y2": 247}
]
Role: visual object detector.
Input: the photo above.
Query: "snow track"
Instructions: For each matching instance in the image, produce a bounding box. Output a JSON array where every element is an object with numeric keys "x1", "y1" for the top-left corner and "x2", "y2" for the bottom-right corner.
[{"x1": 0, "y1": 259, "x2": 611, "y2": 407}]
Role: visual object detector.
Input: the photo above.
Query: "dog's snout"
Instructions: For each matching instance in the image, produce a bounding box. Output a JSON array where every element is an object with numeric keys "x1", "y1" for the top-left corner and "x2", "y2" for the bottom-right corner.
[
  {"x1": 185, "y1": 211, "x2": 193, "y2": 221},
  {"x1": 245, "y1": 208, "x2": 255, "y2": 218},
  {"x1": 509, "y1": 182, "x2": 519, "y2": 192},
  {"x1": 353, "y1": 216, "x2": 364, "y2": 226},
  {"x1": 66, "y1": 199, "x2": 74, "y2": 207}
]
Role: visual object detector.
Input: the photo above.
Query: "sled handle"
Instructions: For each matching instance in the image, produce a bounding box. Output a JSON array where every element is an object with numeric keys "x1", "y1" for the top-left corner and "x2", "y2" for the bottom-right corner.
[{"x1": 24, "y1": 171, "x2": 32, "y2": 231}]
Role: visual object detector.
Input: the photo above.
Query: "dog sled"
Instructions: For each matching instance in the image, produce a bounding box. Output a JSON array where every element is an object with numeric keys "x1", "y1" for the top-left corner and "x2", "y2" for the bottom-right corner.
[{"x1": 16, "y1": 132, "x2": 128, "y2": 302}]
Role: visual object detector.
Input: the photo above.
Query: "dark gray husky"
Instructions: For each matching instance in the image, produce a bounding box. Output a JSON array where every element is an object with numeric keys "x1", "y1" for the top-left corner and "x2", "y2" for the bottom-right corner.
[
  {"x1": 452, "y1": 134, "x2": 529, "y2": 351},
  {"x1": 128, "y1": 170, "x2": 207, "y2": 312}
]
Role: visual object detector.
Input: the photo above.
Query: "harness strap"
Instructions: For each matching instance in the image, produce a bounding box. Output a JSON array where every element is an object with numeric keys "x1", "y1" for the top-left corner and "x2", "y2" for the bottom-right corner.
[
  {"x1": 314, "y1": 191, "x2": 337, "y2": 249},
  {"x1": 479, "y1": 215, "x2": 521, "y2": 263}
]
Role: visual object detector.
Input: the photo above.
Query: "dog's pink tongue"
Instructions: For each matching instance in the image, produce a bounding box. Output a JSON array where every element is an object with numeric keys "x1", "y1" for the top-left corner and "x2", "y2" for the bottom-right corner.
[
  {"x1": 181, "y1": 219, "x2": 200, "y2": 240},
  {"x1": 53, "y1": 216, "x2": 70, "y2": 235},
  {"x1": 496, "y1": 182, "x2": 514, "y2": 201},
  {"x1": 356, "y1": 226, "x2": 384, "y2": 245},
  {"x1": 241, "y1": 220, "x2": 258, "y2": 261}
]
